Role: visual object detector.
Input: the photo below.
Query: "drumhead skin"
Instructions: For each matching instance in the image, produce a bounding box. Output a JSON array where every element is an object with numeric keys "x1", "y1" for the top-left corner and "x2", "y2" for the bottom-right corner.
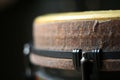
[
  {"x1": 34, "y1": 10, "x2": 120, "y2": 24},
  {"x1": 31, "y1": 10, "x2": 120, "y2": 71}
]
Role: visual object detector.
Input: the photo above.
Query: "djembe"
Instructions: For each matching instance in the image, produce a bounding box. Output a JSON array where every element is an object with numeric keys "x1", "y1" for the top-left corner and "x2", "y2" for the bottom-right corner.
[{"x1": 24, "y1": 10, "x2": 120, "y2": 80}]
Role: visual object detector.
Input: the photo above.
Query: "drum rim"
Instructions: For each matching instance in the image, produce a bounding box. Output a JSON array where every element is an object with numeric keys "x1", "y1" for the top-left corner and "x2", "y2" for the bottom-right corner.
[{"x1": 34, "y1": 10, "x2": 120, "y2": 24}]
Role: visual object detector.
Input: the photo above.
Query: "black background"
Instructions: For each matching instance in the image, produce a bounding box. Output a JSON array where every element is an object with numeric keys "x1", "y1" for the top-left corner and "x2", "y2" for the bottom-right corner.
[{"x1": 1, "y1": 0, "x2": 120, "y2": 80}]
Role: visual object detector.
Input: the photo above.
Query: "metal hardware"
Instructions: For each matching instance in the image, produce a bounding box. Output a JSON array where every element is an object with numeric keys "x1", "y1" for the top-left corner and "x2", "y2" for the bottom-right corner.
[
  {"x1": 81, "y1": 52, "x2": 90, "y2": 80},
  {"x1": 32, "y1": 48, "x2": 73, "y2": 59},
  {"x1": 23, "y1": 43, "x2": 34, "y2": 80},
  {"x1": 31, "y1": 45, "x2": 120, "y2": 59},
  {"x1": 73, "y1": 49, "x2": 102, "y2": 80},
  {"x1": 82, "y1": 49, "x2": 101, "y2": 80},
  {"x1": 72, "y1": 49, "x2": 82, "y2": 71},
  {"x1": 23, "y1": 43, "x2": 31, "y2": 56}
]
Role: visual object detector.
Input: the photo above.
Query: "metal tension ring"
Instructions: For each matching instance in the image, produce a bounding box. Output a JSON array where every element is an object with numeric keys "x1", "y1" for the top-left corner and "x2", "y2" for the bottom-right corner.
[{"x1": 72, "y1": 49, "x2": 102, "y2": 80}]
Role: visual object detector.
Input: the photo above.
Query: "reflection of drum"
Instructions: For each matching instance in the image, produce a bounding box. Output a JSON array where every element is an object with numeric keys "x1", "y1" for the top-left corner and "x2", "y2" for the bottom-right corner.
[{"x1": 26, "y1": 10, "x2": 120, "y2": 80}]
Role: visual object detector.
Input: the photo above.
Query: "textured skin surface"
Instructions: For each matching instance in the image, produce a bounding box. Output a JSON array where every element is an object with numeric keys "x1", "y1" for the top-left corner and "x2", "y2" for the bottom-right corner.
[{"x1": 33, "y1": 20, "x2": 120, "y2": 51}]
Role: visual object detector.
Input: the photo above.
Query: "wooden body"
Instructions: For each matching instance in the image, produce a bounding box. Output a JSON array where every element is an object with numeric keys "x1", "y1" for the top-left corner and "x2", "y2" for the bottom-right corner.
[
  {"x1": 30, "y1": 53, "x2": 120, "y2": 71},
  {"x1": 31, "y1": 10, "x2": 120, "y2": 71}
]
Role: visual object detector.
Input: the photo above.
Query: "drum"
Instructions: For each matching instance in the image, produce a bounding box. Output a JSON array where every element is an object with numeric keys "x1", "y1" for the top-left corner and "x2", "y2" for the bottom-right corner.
[{"x1": 24, "y1": 10, "x2": 120, "y2": 80}]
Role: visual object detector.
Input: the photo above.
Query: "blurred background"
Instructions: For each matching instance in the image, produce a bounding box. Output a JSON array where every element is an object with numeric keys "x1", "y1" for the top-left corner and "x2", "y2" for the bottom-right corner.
[{"x1": 1, "y1": 0, "x2": 120, "y2": 80}]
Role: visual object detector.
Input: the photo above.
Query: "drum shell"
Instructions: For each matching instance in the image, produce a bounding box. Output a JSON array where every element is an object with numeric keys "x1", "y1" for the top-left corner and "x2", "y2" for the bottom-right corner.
[{"x1": 30, "y1": 10, "x2": 120, "y2": 80}]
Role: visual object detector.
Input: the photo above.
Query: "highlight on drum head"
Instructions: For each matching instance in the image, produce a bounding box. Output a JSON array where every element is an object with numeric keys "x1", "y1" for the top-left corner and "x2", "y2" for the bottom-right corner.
[{"x1": 34, "y1": 10, "x2": 120, "y2": 24}]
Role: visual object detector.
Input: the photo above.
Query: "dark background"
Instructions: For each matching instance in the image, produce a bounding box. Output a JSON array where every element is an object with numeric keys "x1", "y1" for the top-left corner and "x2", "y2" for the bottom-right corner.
[{"x1": 1, "y1": 0, "x2": 120, "y2": 80}]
